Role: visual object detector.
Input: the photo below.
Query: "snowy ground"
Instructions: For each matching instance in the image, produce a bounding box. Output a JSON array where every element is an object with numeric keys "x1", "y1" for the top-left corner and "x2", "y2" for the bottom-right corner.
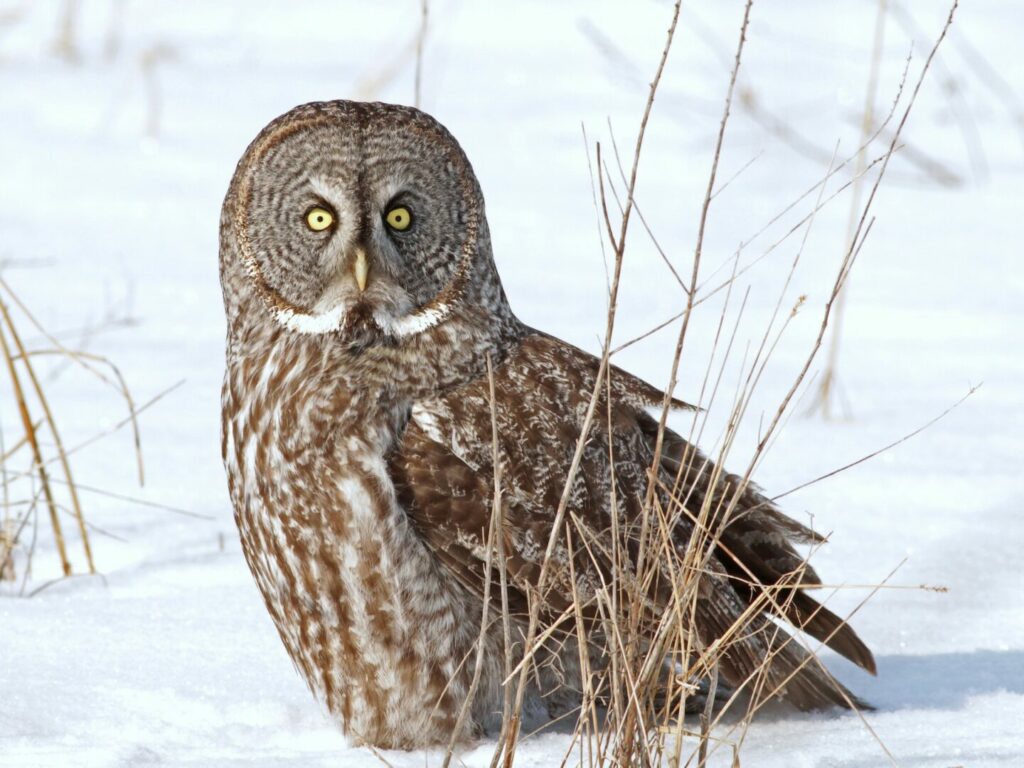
[{"x1": 1, "y1": 1, "x2": 1022, "y2": 766}]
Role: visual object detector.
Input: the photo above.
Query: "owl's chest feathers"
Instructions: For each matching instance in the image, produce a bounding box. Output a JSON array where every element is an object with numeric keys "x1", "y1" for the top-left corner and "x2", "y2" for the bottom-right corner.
[{"x1": 223, "y1": 334, "x2": 482, "y2": 742}]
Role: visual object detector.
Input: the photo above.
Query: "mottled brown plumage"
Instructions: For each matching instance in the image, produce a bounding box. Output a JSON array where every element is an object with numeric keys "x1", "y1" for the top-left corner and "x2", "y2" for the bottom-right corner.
[{"x1": 219, "y1": 100, "x2": 874, "y2": 749}]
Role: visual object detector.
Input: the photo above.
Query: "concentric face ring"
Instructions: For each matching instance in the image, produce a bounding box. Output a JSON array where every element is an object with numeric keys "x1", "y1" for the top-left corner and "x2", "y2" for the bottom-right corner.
[{"x1": 230, "y1": 101, "x2": 482, "y2": 341}]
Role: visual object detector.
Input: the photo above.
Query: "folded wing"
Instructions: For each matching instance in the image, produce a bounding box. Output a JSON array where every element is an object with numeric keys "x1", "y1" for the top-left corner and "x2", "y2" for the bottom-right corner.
[{"x1": 389, "y1": 332, "x2": 874, "y2": 711}]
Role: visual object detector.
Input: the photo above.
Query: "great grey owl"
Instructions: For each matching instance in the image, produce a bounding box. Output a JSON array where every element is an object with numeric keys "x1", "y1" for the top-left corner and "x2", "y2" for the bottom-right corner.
[{"x1": 219, "y1": 100, "x2": 875, "y2": 750}]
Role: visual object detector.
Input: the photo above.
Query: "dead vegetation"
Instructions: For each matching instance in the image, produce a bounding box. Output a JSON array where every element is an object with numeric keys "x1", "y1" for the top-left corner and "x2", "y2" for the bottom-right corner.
[
  {"x1": 0, "y1": 274, "x2": 145, "y2": 591},
  {"x1": 807, "y1": 0, "x2": 889, "y2": 421},
  {"x1": 434, "y1": 2, "x2": 963, "y2": 766},
  {"x1": 0, "y1": 0, "x2": 977, "y2": 762}
]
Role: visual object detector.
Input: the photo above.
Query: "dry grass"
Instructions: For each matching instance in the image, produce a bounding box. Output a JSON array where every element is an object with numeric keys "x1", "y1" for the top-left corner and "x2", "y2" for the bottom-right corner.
[
  {"x1": 0, "y1": 2, "x2": 984, "y2": 763},
  {"x1": 808, "y1": 0, "x2": 890, "y2": 421},
  {"x1": 435, "y1": 2, "x2": 962, "y2": 766},
  {"x1": 0, "y1": 275, "x2": 144, "y2": 590}
]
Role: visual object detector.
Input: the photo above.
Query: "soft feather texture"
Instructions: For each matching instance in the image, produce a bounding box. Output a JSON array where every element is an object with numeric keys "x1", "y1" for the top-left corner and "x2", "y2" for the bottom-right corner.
[
  {"x1": 221, "y1": 100, "x2": 874, "y2": 749},
  {"x1": 391, "y1": 332, "x2": 875, "y2": 711}
]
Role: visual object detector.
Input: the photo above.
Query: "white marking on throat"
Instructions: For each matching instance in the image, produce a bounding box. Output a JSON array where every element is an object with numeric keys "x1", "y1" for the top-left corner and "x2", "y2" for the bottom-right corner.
[
  {"x1": 378, "y1": 303, "x2": 450, "y2": 338},
  {"x1": 270, "y1": 299, "x2": 451, "y2": 339},
  {"x1": 273, "y1": 304, "x2": 347, "y2": 334}
]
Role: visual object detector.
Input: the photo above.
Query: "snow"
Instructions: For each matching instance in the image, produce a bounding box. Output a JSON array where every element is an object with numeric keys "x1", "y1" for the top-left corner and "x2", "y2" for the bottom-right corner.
[{"x1": 1, "y1": 0, "x2": 1022, "y2": 766}]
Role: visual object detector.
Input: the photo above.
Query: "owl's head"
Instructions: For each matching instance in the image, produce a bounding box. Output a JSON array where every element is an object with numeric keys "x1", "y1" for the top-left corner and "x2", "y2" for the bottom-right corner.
[{"x1": 221, "y1": 100, "x2": 509, "y2": 347}]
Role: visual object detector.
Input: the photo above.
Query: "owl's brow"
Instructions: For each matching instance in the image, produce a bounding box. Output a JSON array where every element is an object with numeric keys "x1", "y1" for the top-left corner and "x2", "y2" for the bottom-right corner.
[{"x1": 308, "y1": 175, "x2": 347, "y2": 207}]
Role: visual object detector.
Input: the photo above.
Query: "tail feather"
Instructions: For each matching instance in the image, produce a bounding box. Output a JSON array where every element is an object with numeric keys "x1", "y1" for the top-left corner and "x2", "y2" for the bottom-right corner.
[
  {"x1": 696, "y1": 586, "x2": 872, "y2": 712},
  {"x1": 637, "y1": 411, "x2": 876, "y2": 709},
  {"x1": 785, "y1": 590, "x2": 877, "y2": 675},
  {"x1": 714, "y1": 529, "x2": 876, "y2": 675}
]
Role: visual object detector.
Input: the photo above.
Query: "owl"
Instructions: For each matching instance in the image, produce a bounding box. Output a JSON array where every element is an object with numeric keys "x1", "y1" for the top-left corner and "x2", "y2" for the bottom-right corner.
[{"x1": 219, "y1": 100, "x2": 875, "y2": 750}]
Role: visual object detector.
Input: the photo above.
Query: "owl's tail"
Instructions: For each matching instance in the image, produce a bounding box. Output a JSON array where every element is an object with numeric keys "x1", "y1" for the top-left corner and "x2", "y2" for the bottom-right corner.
[
  {"x1": 694, "y1": 589, "x2": 872, "y2": 712},
  {"x1": 640, "y1": 413, "x2": 876, "y2": 710}
]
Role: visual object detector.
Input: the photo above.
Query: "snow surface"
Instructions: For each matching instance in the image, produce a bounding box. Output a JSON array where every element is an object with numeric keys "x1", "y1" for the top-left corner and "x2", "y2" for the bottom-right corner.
[{"x1": 1, "y1": 1, "x2": 1022, "y2": 766}]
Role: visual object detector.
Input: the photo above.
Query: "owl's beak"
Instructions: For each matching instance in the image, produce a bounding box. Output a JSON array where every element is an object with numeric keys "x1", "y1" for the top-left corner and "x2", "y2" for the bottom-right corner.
[{"x1": 353, "y1": 248, "x2": 369, "y2": 292}]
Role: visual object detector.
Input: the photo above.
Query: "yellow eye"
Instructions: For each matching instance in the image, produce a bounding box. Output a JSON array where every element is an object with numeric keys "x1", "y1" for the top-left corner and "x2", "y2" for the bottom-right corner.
[
  {"x1": 305, "y1": 207, "x2": 334, "y2": 232},
  {"x1": 385, "y1": 206, "x2": 412, "y2": 232}
]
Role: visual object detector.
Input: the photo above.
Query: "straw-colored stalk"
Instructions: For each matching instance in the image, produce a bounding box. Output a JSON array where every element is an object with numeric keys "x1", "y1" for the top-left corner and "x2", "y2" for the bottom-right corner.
[
  {"x1": 430, "y1": 2, "x2": 961, "y2": 766},
  {"x1": 808, "y1": 0, "x2": 889, "y2": 420}
]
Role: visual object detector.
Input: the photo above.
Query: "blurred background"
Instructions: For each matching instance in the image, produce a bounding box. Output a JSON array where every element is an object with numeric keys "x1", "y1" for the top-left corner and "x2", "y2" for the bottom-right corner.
[{"x1": 0, "y1": 1, "x2": 1021, "y2": 766}]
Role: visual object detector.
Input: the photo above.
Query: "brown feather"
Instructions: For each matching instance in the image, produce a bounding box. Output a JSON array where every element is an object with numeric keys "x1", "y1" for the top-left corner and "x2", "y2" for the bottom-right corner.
[
  {"x1": 393, "y1": 331, "x2": 874, "y2": 710},
  {"x1": 222, "y1": 101, "x2": 874, "y2": 747}
]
